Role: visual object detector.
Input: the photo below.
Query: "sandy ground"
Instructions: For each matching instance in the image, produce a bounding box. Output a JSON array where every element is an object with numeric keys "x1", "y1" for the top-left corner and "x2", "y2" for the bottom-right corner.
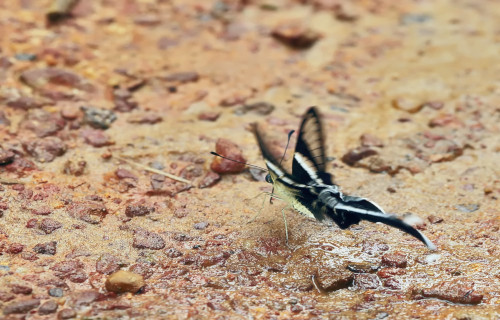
[{"x1": 0, "y1": 0, "x2": 499, "y2": 319}]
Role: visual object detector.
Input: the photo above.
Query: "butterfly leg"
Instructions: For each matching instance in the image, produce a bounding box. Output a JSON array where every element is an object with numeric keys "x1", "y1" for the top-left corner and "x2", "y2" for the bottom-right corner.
[
  {"x1": 247, "y1": 192, "x2": 283, "y2": 224},
  {"x1": 281, "y1": 205, "x2": 292, "y2": 246}
]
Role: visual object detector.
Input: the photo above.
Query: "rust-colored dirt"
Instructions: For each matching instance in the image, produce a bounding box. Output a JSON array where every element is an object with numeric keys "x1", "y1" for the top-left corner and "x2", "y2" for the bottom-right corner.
[{"x1": 0, "y1": 0, "x2": 499, "y2": 319}]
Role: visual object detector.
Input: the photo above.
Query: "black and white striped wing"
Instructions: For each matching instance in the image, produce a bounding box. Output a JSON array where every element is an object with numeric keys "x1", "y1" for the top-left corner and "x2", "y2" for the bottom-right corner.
[{"x1": 292, "y1": 107, "x2": 333, "y2": 185}]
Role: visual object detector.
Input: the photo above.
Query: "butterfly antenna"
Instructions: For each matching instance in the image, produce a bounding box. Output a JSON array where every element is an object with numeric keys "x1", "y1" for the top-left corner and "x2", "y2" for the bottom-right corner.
[
  {"x1": 270, "y1": 130, "x2": 295, "y2": 204},
  {"x1": 210, "y1": 152, "x2": 268, "y2": 172},
  {"x1": 279, "y1": 130, "x2": 296, "y2": 166}
]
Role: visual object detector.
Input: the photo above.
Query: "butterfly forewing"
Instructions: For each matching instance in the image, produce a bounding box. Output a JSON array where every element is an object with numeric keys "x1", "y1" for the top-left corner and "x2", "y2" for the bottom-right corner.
[{"x1": 292, "y1": 108, "x2": 332, "y2": 185}]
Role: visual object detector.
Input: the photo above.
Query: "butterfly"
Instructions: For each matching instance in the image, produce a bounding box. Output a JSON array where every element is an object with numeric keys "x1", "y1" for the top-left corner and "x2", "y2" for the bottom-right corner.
[{"x1": 252, "y1": 106, "x2": 436, "y2": 250}]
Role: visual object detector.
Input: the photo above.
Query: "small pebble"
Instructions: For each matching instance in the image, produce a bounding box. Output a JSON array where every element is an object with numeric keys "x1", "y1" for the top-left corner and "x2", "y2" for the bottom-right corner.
[
  {"x1": 105, "y1": 270, "x2": 145, "y2": 293},
  {"x1": 48, "y1": 287, "x2": 64, "y2": 297}
]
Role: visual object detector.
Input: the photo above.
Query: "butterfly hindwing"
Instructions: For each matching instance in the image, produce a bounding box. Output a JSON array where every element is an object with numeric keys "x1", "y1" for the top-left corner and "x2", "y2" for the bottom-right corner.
[{"x1": 292, "y1": 107, "x2": 332, "y2": 185}]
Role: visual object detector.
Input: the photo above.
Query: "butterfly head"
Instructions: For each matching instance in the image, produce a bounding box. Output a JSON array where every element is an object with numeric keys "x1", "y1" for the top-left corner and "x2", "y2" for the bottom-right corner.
[{"x1": 265, "y1": 173, "x2": 272, "y2": 183}]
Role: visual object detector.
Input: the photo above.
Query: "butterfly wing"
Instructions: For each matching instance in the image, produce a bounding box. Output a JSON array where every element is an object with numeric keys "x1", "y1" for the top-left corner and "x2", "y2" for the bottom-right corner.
[
  {"x1": 292, "y1": 107, "x2": 333, "y2": 185},
  {"x1": 332, "y1": 196, "x2": 436, "y2": 250}
]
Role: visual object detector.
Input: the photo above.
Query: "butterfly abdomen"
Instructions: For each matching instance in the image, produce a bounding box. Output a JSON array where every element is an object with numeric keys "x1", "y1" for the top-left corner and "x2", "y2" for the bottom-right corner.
[{"x1": 316, "y1": 187, "x2": 362, "y2": 229}]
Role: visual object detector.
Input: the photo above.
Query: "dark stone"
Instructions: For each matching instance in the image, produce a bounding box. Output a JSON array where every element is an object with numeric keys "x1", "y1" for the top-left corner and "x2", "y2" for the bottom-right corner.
[{"x1": 33, "y1": 241, "x2": 57, "y2": 255}]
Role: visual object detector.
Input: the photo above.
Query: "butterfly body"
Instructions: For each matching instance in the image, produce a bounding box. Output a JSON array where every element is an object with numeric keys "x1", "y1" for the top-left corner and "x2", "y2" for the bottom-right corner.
[{"x1": 253, "y1": 107, "x2": 436, "y2": 250}]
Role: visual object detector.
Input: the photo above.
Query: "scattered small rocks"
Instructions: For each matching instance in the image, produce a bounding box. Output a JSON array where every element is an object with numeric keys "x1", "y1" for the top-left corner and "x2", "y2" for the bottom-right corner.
[
  {"x1": 163, "y1": 71, "x2": 199, "y2": 83},
  {"x1": 105, "y1": 270, "x2": 145, "y2": 293},
  {"x1": 38, "y1": 300, "x2": 58, "y2": 315},
  {"x1": 271, "y1": 22, "x2": 321, "y2": 49},
  {"x1": 194, "y1": 221, "x2": 209, "y2": 230},
  {"x1": 198, "y1": 112, "x2": 220, "y2": 122},
  {"x1": 40, "y1": 218, "x2": 62, "y2": 234},
  {"x1": 235, "y1": 102, "x2": 275, "y2": 116},
  {"x1": 81, "y1": 128, "x2": 114, "y2": 147},
  {"x1": 63, "y1": 160, "x2": 87, "y2": 176},
  {"x1": 362, "y1": 241, "x2": 389, "y2": 255},
  {"x1": 24, "y1": 137, "x2": 66, "y2": 163},
  {"x1": 21, "y1": 109, "x2": 65, "y2": 137},
  {"x1": 33, "y1": 241, "x2": 57, "y2": 255},
  {"x1": 6, "y1": 95, "x2": 52, "y2": 110},
  {"x1": 51, "y1": 260, "x2": 87, "y2": 283},
  {"x1": 347, "y1": 262, "x2": 379, "y2": 273},
  {"x1": 60, "y1": 105, "x2": 81, "y2": 120},
  {"x1": 81, "y1": 106, "x2": 117, "y2": 129},
  {"x1": 314, "y1": 267, "x2": 353, "y2": 292},
  {"x1": 48, "y1": 288, "x2": 64, "y2": 297},
  {"x1": 210, "y1": 138, "x2": 246, "y2": 174},
  {"x1": 454, "y1": 203, "x2": 479, "y2": 213},
  {"x1": 72, "y1": 290, "x2": 100, "y2": 306},
  {"x1": 428, "y1": 215, "x2": 443, "y2": 224},
  {"x1": 10, "y1": 284, "x2": 32, "y2": 295},
  {"x1": 377, "y1": 267, "x2": 406, "y2": 278},
  {"x1": 58, "y1": 308, "x2": 77, "y2": 319},
  {"x1": 127, "y1": 112, "x2": 162, "y2": 124},
  {"x1": 0, "y1": 148, "x2": 15, "y2": 165},
  {"x1": 113, "y1": 88, "x2": 138, "y2": 112},
  {"x1": 66, "y1": 201, "x2": 108, "y2": 224},
  {"x1": 125, "y1": 204, "x2": 154, "y2": 217},
  {"x1": 381, "y1": 252, "x2": 408, "y2": 268},
  {"x1": 415, "y1": 280, "x2": 483, "y2": 304},
  {"x1": 2, "y1": 298, "x2": 40, "y2": 315},
  {"x1": 6, "y1": 243, "x2": 24, "y2": 254},
  {"x1": 96, "y1": 253, "x2": 123, "y2": 275},
  {"x1": 341, "y1": 146, "x2": 378, "y2": 166},
  {"x1": 353, "y1": 273, "x2": 380, "y2": 290},
  {"x1": 360, "y1": 133, "x2": 384, "y2": 147},
  {"x1": 429, "y1": 114, "x2": 463, "y2": 128},
  {"x1": 198, "y1": 171, "x2": 221, "y2": 188},
  {"x1": 20, "y1": 67, "x2": 94, "y2": 97},
  {"x1": 133, "y1": 229, "x2": 166, "y2": 250}
]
